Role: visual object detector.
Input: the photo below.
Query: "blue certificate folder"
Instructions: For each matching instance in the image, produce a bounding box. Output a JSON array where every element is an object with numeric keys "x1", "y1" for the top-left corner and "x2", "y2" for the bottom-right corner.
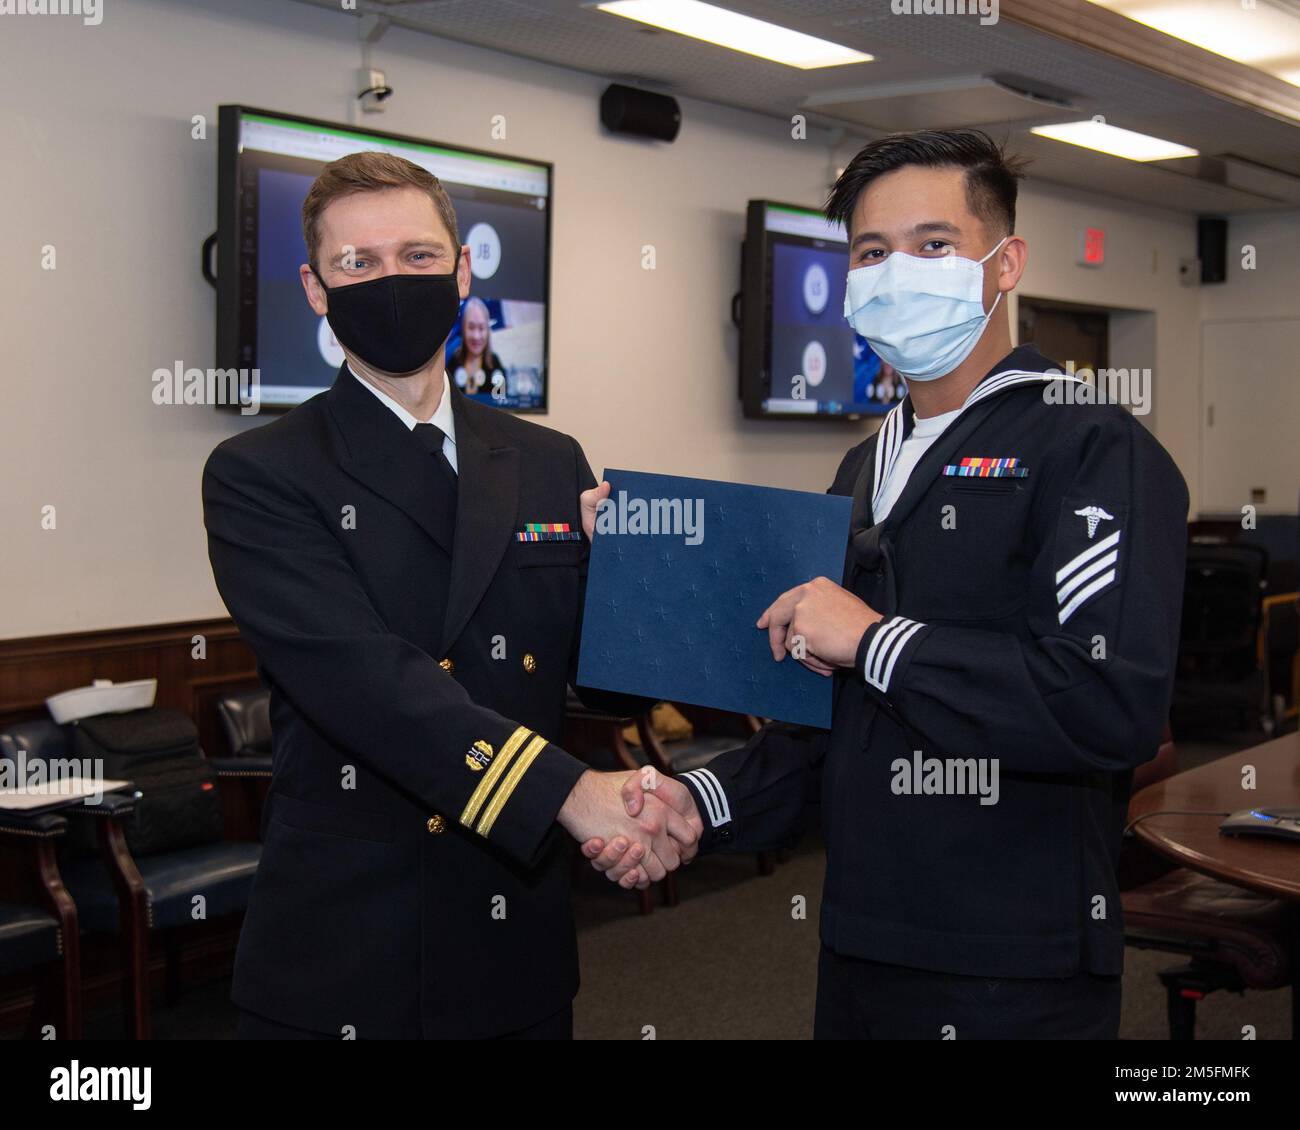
[{"x1": 576, "y1": 469, "x2": 853, "y2": 728}]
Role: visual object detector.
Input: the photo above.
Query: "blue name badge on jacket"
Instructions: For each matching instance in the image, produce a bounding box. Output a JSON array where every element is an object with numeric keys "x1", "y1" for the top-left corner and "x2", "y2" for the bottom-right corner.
[{"x1": 577, "y1": 469, "x2": 853, "y2": 728}]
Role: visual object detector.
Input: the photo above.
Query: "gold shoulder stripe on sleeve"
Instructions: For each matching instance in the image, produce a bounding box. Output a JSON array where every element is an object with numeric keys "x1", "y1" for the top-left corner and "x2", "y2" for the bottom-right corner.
[
  {"x1": 476, "y1": 733, "x2": 548, "y2": 838},
  {"x1": 460, "y1": 726, "x2": 532, "y2": 829}
]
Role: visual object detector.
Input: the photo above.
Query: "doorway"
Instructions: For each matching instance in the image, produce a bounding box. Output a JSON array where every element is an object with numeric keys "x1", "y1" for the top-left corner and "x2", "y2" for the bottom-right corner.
[{"x1": 1017, "y1": 297, "x2": 1110, "y2": 372}]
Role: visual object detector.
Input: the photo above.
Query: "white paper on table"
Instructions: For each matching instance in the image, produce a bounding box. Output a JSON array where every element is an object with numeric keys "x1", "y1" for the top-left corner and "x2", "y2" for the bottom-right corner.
[{"x1": 0, "y1": 778, "x2": 132, "y2": 811}]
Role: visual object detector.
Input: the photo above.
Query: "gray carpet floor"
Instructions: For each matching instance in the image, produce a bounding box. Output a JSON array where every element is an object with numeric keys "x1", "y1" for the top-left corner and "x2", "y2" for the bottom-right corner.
[{"x1": 570, "y1": 831, "x2": 1292, "y2": 1040}]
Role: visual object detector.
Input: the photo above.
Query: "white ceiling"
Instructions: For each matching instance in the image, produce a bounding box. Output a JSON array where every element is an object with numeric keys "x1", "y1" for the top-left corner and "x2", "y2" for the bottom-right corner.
[{"x1": 286, "y1": 0, "x2": 1300, "y2": 214}]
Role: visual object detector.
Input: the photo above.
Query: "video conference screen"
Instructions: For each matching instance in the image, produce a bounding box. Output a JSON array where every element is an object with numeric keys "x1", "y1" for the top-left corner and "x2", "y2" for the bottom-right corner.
[
  {"x1": 218, "y1": 108, "x2": 551, "y2": 411},
  {"x1": 758, "y1": 203, "x2": 902, "y2": 418}
]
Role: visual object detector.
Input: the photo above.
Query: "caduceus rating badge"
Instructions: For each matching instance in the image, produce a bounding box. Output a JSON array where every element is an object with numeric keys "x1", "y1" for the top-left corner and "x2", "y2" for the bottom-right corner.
[{"x1": 1074, "y1": 505, "x2": 1114, "y2": 539}]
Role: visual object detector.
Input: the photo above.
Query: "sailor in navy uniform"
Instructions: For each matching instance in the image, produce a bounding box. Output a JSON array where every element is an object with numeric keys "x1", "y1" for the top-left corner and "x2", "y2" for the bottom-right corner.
[
  {"x1": 679, "y1": 344, "x2": 1187, "y2": 1038},
  {"x1": 601, "y1": 130, "x2": 1190, "y2": 1038}
]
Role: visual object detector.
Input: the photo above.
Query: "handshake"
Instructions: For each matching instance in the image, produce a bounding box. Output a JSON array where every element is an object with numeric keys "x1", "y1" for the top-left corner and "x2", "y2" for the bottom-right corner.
[{"x1": 558, "y1": 768, "x2": 703, "y2": 889}]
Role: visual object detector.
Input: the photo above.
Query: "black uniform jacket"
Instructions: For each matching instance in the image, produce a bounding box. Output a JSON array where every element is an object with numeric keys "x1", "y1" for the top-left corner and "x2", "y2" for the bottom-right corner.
[
  {"x1": 681, "y1": 346, "x2": 1189, "y2": 980},
  {"x1": 203, "y1": 365, "x2": 625, "y2": 1038}
]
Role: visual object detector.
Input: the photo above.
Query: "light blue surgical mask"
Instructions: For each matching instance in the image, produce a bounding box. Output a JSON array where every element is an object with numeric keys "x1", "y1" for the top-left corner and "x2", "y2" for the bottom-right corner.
[{"x1": 843, "y1": 237, "x2": 1008, "y2": 381}]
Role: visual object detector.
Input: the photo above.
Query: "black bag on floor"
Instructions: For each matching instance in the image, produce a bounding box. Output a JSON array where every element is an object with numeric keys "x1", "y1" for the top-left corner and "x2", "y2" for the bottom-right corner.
[{"x1": 70, "y1": 707, "x2": 224, "y2": 857}]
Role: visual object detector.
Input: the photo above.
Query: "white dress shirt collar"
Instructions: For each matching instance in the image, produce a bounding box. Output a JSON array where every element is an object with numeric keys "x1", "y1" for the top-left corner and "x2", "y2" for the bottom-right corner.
[{"x1": 348, "y1": 365, "x2": 458, "y2": 470}]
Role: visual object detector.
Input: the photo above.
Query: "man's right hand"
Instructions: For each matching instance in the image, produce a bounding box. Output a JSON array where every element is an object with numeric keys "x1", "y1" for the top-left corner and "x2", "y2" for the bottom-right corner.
[
  {"x1": 558, "y1": 769, "x2": 699, "y2": 890},
  {"x1": 578, "y1": 769, "x2": 704, "y2": 887}
]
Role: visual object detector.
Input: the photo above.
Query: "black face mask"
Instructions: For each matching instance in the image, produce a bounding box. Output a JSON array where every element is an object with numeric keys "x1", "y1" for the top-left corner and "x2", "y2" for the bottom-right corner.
[{"x1": 313, "y1": 254, "x2": 461, "y2": 375}]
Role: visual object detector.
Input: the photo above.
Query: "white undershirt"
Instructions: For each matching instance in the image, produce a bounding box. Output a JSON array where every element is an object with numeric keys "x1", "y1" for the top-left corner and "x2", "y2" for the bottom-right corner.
[
  {"x1": 348, "y1": 365, "x2": 458, "y2": 473},
  {"x1": 872, "y1": 406, "x2": 964, "y2": 522}
]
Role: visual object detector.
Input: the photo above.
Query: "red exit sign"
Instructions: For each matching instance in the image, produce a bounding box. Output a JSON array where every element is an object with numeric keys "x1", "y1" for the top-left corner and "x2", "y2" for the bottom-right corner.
[{"x1": 1080, "y1": 226, "x2": 1105, "y2": 267}]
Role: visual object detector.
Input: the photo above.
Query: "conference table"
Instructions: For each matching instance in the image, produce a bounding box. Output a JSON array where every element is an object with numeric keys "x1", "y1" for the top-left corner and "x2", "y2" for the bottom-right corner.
[{"x1": 1129, "y1": 732, "x2": 1300, "y2": 900}]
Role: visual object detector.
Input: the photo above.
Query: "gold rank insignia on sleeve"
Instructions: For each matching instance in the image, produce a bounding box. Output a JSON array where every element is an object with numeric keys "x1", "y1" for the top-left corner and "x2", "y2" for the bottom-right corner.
[
  {"x1": 466, "y1": 739, "x2": 494, "y2": 771},
  {"x1": 460, "y1": 725, "x2": 544, "y2": 836},
  {"x1": 477, "y1": 734, "x2": 547, "y2": 837}
]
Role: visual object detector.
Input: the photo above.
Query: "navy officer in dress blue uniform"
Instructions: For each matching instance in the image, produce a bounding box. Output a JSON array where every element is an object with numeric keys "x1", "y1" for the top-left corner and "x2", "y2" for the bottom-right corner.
[
  {"x1": 588, "y1": 129, "x2": 1188, "y2": 1040},
  {"x1": 203, "y1": 151, "x2": 699, "y2": 1040}
]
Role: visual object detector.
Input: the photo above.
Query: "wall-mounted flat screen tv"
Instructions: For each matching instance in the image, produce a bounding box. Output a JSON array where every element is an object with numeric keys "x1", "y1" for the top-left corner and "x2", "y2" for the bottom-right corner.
[
  {"x1": 738, "y1": 200, "x2": 901, "y2": 420},
  {"x1": 215, "y1": 106, "x2": 552, "y2": 412}
]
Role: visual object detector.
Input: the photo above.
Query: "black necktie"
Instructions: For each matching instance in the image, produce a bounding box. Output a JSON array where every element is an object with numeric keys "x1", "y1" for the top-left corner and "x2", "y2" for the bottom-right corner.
[{"x1": 412, "y1": 422, "x2": 458, "y2": 519}]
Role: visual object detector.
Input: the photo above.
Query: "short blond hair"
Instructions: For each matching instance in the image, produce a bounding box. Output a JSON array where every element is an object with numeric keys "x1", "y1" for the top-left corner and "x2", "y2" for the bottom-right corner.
[{"x1": 301, "y1": 151, "x2": 459, "y2": 269}]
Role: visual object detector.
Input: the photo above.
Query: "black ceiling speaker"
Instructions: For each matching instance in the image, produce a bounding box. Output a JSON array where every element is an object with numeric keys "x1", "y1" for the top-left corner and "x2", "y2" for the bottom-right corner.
[
  {"x1": 600, "y1": 83, "x2": 681, "y2": 142},
  {"x1": 1197, "y1": 216, "x2": 1228, "y2": 285}
]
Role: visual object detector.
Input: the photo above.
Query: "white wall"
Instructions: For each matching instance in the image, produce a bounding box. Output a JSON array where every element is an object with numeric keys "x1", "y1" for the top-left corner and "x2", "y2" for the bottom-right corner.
[
  {"x1": 0, "y1": 0, "x2": 1218, "y2": 638},
  {"x1": 1198, "y1": 212, "x2": 1300, "y2": 322},
  {"x1": 1010, "y1": 183, "x2": 1204, "y2": 480},
  {"x1": 1195, "y1": 211, "x2": 1300, "y2": 513}
]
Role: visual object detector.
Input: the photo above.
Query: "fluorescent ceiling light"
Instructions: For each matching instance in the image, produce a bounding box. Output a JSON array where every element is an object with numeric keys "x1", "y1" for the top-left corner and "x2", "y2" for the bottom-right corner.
[
  {"x1": 594, "y1": 0, "x2": 873, "y2": 69},
  {"x1": 1086, "y1": 0, "x2": 1300, "y2": 87},
  {"x1": 1031, "y1": 119, "x2": 1199, "y2": 161}
]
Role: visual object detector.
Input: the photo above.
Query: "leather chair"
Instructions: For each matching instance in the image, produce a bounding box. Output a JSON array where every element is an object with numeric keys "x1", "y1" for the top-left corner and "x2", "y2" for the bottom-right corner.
[
  {"x1": 216, "y1": 688, "x2": 272, "y2": 757},
  {"x1": 0, "y1": 719, "x2": 268, "y2": 1039},
  {"x1": 214, "y1": 689, "x2": 274, "y2": 840},
  {"x1": 1173, "y1": 543, "x2": 1274, "y2": 733},
  {"x1": 0, "y1": 809, "x2": 81, "y2": 1039},
  {"x1": 632, "y1": 702, "x2": 778, "y2": 879},
  {"x1": 1120, "y1": 729, "x2": 1295, "y2": 1039}
]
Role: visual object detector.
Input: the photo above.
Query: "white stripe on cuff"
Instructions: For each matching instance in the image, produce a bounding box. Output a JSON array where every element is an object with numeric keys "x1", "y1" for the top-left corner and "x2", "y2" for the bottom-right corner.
[
  {"x1": 864, "y1": 616, "x2": 924, "y2": 693},
  {"x1": 878, "y1": 620, "x2": 925, "y2": 691},
  {"x1": 863, "y1": 616, "x2": 908, "y2": 687},
  {"x1": 681, "y1": 768, "x2": 731, "y2": 828},
  {"x1": 868, "y1": 618, "x2": 913, "y2": 687}
]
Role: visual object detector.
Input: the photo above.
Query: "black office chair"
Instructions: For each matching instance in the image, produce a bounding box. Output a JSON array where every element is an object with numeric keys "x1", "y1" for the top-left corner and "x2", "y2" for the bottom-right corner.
[
  {"x1": 1173, "y1": 543, "x2": 1274, "y2": 733},
  {"x1": 216, "y1": 688, "x2": 272, "y2": 758},
  {"x1": 0, "y1": 719, "x2": 267, "y2": 1039},
  {"x1": 0, "y1": 809, "x2": 81, "y2": 1039},
  {"x1": 214, "y1": 688, "x2": 275, "y2": 842}
]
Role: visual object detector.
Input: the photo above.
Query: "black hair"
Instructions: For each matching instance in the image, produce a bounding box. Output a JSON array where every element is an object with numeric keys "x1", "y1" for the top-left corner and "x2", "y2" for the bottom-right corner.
[{"x1": 825, "y1": 128, "x2": 1028, "y2": 236}]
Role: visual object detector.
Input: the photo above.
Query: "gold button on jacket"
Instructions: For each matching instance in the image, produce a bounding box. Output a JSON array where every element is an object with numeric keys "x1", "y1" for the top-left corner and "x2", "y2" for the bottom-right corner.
[
  {"x1": 426, "y1": 815, "x2": 447, "y2": 835},
  {"x1": 522, "y1": 653, "x2": 537, "y2": 673},
  {"x1": 439, "y1": 657, "x2": 455, "y2": 674}
]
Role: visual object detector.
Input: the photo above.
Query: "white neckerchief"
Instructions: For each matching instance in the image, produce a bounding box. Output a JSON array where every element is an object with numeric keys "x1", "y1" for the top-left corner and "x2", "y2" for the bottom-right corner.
[{"x1": 870, "y1": 368, "x2": 1084, "y2": 515}]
